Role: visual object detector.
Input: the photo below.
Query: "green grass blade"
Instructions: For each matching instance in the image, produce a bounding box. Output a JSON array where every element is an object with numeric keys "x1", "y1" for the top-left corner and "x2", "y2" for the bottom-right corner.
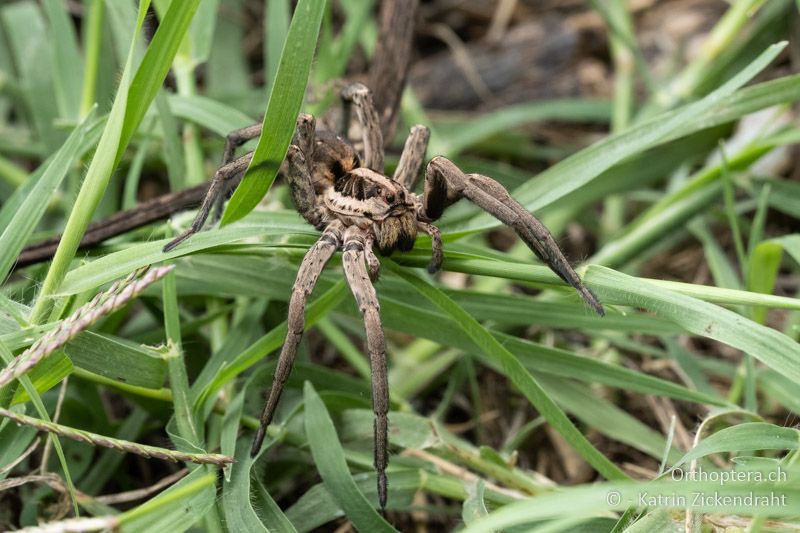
[
  {"x1": 672, "y1": 422, "x2": 800, "y2": 469},
  {"x1": 387, "y1": 262, "x2": 629, "y2": 481},
  {"x1": 30, "y1": 0, "x2": 151, "y2": 322},
  {"x1": 585, "y1": 266, "x2": 800, "y2": 385},
  {"x1": 459, "y1": 42, "x2": 788, "y2": 233},
  {"x1": 119, "y1": 468, "x2": 217, "y2": 532},
  {"x1": 41, "y1": 0, "x2": 83, "y2": 120},
  {"x1": 117, "y1": 0, "x2": 202, "y2": 161},
  {"x1": 303, "y1": 382, "x2": 397, "y2": 531},
  {"x1": 0, "y1": 107, "x2": 95, "y2": 283},
  {"x1": 57, "y1": 211, "x2": 314, "y2": 295},
  {"x1": 221, "y1": 0, "x2": 326, "y2": 224},
  {"x1": 265, "y1": 0, "x2": 290, "y2": 93}
]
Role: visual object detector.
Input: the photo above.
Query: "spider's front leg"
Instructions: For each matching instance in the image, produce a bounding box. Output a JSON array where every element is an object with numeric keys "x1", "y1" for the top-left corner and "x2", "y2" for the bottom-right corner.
[
  {"x1": 251, "y1": 221, "x2": 344, "y2": 456},
  {"x1": 422, "y1": 156, "x2": 604, "y2": 315},
  {"x1": 341, "y1": 227, "x2": 390, "y2": 510},
  {"x1": 162, "y1": 114, "x2": 318, "y2": 252}
]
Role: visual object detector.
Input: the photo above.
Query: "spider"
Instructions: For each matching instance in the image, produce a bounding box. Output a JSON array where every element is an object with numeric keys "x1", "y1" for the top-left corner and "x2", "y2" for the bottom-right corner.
[{"x1": 163, "y1": 82, "x2": 604, "y2": 510}]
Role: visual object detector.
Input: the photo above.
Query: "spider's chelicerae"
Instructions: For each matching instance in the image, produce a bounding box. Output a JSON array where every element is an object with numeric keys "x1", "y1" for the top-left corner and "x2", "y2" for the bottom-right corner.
[{"x1": 163, "y1": 83, "x2": 604, "y2": 510}]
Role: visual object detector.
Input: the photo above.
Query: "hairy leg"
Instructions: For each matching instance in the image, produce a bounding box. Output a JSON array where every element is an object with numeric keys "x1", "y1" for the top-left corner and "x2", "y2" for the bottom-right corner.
[
  {"x1": 393, "y1": 125, "x2": 430, "y2": 190},
  {"x1": 221, "y1": 123, "x2": 262, "y2": 166},
  {"x1": 416, "y1": 221, "x2": 442, "y2": 273},
  {"x1": 341, "y1": 229, "x2": 390, "y2": 510},
  {"x1": 250, "y1": 223, "x2": 343, "y2": 456},
  {"x1": 363, "y1": 235, "x2": 381, "y2": 282},
  {"x1": 164, "y1": 114, "x2": 318, "y2": 252},
  {"x1": 423, "y1": 156, "x2": 604, "y2": 315},
  {"x1": 162, "y1": 152, "x2": 254, "y2": 252},
  {"x1": 341, "y1": 83, "x2": 385, "y2": 173}
]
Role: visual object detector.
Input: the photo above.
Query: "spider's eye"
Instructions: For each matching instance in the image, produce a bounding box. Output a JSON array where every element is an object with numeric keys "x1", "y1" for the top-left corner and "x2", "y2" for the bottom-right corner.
[{"x1": 386, "y1": 194, "x2": 395, "y2": 203}]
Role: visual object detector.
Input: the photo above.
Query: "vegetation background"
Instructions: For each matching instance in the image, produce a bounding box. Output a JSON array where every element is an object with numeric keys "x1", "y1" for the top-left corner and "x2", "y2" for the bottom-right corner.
[{"x1": 1, "y1": 0, "x2": 800, "y2": 531}]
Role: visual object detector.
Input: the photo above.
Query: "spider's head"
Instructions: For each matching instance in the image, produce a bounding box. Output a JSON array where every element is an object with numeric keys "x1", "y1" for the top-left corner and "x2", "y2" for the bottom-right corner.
[{"x1": 329, "y1": 167, "x2": 418, "y2": 255}]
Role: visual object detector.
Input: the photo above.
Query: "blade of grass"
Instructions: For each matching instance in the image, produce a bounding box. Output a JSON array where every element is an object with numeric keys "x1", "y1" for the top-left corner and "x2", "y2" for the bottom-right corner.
[
  {"x1": 31, "y1": 0, "x2": 202, "y2": 322},
  {"x1": 671, "y1": 422, "x2": 800, "y2": 469},
  {"x1": 456, "y1": 43, "x2": 789, "y2": 234},
  {"x1": 0, "y1": 107, "x2": 96, "y2": 283},
  {"x1": 41, "y1": 0, "x2": 83, "y2": 120},
  {"x1": 221, "y1": 0, "x2": 326, "y2": 224},
  {"x1": 303, "y1": 382, "x2": 397, "y2": 531},
  {"x1": 386, "y1": 261, "x2": 629, "y2": 482},
  {"x1": 584, "y1": 265, "x2": 800, "y2": 385}
]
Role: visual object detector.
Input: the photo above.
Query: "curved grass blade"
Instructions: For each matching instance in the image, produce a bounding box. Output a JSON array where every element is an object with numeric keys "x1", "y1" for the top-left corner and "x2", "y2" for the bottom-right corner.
[
  {"x1": 221, "y1": 0, "x2": 326, "y2": 224},
  {"x1": 57, "y1": 211, "x2": 315, "y2": 295},
  {"x1": 31, "y1": 0, "x2": 203, "y2": 322},
  {"x1": 386, "y1": 261, "x2": 628, "y2": 482},
  {"x1": 303, "y1": 382, "x2": 397, "y2": 532},
  {"x1": 672, "y1": 422, "x2": 800, "y2": 469},
  {"x1": 585, "y1": 265, "x2": 800, "y2": 385},
  {"x1": 458, "y1": 42, "x2": 789, "y2": 233},
  {"x1": 0, "y1": 107, "x2": 96, "y2": 283}
]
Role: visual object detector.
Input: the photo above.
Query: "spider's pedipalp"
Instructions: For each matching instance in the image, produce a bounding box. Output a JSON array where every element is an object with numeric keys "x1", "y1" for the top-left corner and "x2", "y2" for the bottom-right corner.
[
  {"x1": 341, "y1": 83, "x2": 384, "y2": 173},
  {"x1": 251, "y1": 223, "x2": 343, "y2": 457},
  {"x1": 286, "y1": 145, "x2": 323, "y2": 227},
  {"x1": 423, "y1": 156, "x2": 604, "y2": 315},
  {"x1": 341, "y1": 230, "x2": 390, "y2": 510},
  {"x1": 394, "y1": 125, "x2": 430, "y2": 190}
]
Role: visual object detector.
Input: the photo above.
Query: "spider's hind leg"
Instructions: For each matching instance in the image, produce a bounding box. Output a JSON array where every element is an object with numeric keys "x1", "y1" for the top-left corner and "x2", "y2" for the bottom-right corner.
[
  {"x1": 422, "y1": 156, "x2": 604, "y2": 315},
  {"x1": 341, "y1": 228, "x2": 390, "y2": 510},
  {"x1": 251, "y1": 222, "x2": 343, "y2": 456}
]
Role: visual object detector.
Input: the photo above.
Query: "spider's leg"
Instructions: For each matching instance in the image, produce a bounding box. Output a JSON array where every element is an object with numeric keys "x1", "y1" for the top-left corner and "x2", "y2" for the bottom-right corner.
[
  {"x1": 423, "y1": 156, "x2": 604, "y2": 315},
  {"x1": 251, "y1": 223, "x2": 343, "y2": 456},
  {"x1": 393, "y1": 125, "x2": 430, "y2": 190},
  {"x1": 162, "y1": 152, "x2": 254, "y2": 252},
  {"x1": 221, "y1": 123, "x2": 263, "y2": 166},
  {"x1": 341, "y1": 229, "x2": 389, "y2": 510},
  {"x1": 416, "y1": 221, "x2": 442, "y2": 273},
  {"x1": 341, "y1": 83, "x2": 384, "y2": 173}
]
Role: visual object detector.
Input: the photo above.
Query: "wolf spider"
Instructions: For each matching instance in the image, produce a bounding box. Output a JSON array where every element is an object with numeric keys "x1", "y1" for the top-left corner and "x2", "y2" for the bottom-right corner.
[{"x1": 163, "y1": 82, "x2": 603, "y2": 510}]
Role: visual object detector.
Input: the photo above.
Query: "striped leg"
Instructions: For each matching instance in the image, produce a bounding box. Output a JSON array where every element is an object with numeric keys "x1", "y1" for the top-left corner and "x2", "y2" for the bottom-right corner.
[
  {"x1": 250, "y1": 222, "x2": 343, "y2": 456},
  {"x1": 341, "y1": 229, "x2": 390, "y2": 510}
]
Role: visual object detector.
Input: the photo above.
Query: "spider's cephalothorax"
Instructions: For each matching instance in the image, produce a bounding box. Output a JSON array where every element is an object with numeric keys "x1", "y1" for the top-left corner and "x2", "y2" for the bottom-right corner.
[
  {"x1": 163, "y1": 82, "x2": 604, "y2": 511},
  {"x1": 327, "y1": 168, "x2": 418, "y2": 255}
]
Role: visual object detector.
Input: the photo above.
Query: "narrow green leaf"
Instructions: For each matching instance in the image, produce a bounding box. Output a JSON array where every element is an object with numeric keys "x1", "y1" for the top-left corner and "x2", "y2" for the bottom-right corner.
[
  {"x1": 303, "y1": 382, "x2": 397, "y2": 532},
  {"x1": 0, "y1": 108, "x2": 96, "y2": 282},
  {"x1": 221, "y1": 0, "x2": 326, "y2": 224},
  {"x1": 387, "y1": 262, "x2": 629, "y2": 482},
  {"x1": 585, "y1": 266, "x2": 800, "y2": 385},
  {"x1": 672, "y1": 422, "x2": 800, "y2": 469}
]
